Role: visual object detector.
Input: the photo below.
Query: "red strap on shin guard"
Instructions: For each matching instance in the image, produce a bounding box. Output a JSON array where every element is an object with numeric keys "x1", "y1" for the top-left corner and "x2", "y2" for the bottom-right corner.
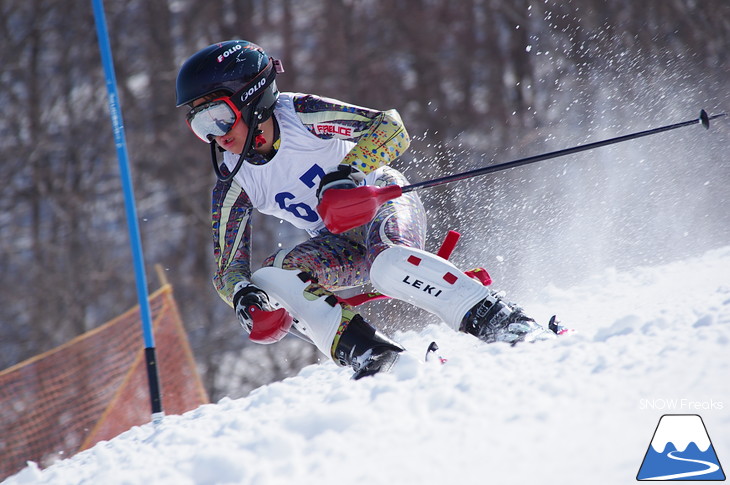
[
  {"x1": 465, "y1": 268, "x2": 492, "y2": 286},
  {"x1": 436, "y1": 230, "x2": 461, "y2": 259},
  {"x1": 337, "y1": 292, "x2": 391, "y2": 307}
]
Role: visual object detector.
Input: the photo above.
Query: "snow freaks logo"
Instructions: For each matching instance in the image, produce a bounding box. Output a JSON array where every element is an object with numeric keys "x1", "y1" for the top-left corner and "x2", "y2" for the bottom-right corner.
[{"x1": 636, "y1": 414, "x2": 726, "y2": 481}]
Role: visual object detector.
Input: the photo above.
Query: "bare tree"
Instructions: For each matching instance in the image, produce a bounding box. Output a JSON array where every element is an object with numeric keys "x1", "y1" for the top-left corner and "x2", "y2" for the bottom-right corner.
[{"x1": 2, "y1": 0, "x2": 728, "y2": 401}]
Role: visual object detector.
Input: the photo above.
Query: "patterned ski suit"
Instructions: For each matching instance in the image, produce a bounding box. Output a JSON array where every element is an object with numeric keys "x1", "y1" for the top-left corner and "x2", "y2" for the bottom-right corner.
[{"x1": 212, "y1": 92, "x2": 426, "y2": 311}]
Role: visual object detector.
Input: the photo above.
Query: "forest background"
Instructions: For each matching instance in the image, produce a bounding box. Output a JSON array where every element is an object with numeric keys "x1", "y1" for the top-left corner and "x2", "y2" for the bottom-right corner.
[{"x1": 1, "y1": 0, "x2": 728, "y2": 400}]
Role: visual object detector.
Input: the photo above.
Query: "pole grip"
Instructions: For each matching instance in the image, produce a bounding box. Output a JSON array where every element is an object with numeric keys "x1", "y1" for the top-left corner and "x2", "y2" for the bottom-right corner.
[{"x1": 145, "y1": 347, "x2": 164, "y2": 416}]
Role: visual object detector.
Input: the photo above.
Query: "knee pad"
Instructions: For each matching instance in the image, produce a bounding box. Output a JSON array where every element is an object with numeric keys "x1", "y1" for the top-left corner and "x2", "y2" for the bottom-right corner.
[
  {"x1": 251, "y1": 266, "x2": 342, "y2": 357},
  {"x1": 369, "y1": 246, "x2": 489, "y2": 329}
]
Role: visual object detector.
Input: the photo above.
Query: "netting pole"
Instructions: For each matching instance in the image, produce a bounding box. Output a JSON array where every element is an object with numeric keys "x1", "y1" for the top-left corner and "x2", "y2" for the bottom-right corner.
[{"x1": 91, "y1": 0, "x2": 164, "y2": 422}]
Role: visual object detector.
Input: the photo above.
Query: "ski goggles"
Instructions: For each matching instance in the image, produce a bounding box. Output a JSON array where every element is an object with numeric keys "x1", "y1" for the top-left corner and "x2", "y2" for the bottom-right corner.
[
  {"x1": 186, "y1": 96, "x2": 246, "y2": 142},
  {"x1": 185, "y1": 59, "x2": 278, "y2": 143}
]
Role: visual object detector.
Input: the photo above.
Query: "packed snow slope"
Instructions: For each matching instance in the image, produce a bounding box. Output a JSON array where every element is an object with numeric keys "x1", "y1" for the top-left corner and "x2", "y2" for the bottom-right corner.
[{"x1": 5, "y1": 246, "x2": 730, "y2": 485}]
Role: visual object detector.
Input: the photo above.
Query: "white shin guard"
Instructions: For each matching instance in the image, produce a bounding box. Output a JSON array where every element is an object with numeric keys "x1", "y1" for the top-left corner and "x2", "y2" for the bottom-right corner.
[
  {"x1": 369, "y1": 246, "x2": 489, "y2": 330},
  {"x1": 251, "y1": 266, "x2": 342, "y2": 358}
]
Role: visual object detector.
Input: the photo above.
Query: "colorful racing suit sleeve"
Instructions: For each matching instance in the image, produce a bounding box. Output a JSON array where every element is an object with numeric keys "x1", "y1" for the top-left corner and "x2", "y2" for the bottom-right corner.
[
  {"x1": 292, "y1": 94, "x2": 411, "y2": 174},
  {"x1": 211, "y1": 176, "x2": 254, "y2": 307}
]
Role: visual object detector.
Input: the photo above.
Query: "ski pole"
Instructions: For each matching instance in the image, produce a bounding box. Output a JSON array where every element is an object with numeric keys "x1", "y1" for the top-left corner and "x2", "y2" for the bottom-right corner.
[
  {"x1": 92, "y1": 0, "x2": 164, "y2": 422},
  {"x1": 319, "y1": 110, "x2": 726, "y2": 233},
  {"x1": 401, "y1": 109, "x2": 725, "y2": 193}
]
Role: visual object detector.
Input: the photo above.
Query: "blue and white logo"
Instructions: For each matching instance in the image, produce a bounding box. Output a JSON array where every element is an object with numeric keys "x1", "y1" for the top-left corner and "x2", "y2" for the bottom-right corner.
[{"x1": 637, "y1": 414, "x2": 725, "y2": 481}]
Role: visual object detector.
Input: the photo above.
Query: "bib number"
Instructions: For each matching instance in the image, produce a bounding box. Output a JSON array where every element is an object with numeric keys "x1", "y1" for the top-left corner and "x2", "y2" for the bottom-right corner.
[{"x1": 275, "y1": 164, "x2": 326, "y2": 222}]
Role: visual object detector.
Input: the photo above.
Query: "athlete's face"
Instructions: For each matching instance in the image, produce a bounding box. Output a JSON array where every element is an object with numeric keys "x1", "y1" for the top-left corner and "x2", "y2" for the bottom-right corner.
[{"x1": 212, "y1": 117, "x2": 249, "y2": 155}]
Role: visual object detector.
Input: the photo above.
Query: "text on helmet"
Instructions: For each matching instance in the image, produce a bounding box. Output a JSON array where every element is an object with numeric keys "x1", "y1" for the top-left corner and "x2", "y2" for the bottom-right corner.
[
  {"x1": 217, "y1": 44, "x2": 243, "y2": 62},
  {"x1": 241, "y1": 78, "x2": 267, "y2": 104}
]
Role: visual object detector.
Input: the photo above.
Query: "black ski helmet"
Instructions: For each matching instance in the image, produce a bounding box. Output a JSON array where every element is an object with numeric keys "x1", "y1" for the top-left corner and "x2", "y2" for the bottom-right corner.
[
  {"x1": 176, "y1": 40, "x2": 280, "y2": 121},
  {"x1": 176, "y1": 40, "x2": 283, "y2": 182}
]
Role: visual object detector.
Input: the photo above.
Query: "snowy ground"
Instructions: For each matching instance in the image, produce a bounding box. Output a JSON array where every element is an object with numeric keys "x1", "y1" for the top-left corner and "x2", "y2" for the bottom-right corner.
[{"x1": 5, "y1": 246, "x2": 730, "y2": 485}]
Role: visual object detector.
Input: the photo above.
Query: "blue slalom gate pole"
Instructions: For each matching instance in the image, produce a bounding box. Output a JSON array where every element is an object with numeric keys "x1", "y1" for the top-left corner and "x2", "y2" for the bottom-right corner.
[{"x1": 91, "y1": 0, "x2": 163, "y2": 421}]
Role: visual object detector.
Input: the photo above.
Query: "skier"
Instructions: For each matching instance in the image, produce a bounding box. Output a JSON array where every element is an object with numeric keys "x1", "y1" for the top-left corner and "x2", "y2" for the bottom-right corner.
[{"x1": 176, "y1": 40, "x2": 551, "y2": 379}]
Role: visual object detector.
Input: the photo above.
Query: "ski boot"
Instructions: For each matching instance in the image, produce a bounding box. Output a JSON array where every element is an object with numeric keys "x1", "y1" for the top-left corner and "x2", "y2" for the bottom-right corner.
[
  {"x1": 331, "y1": 311, "x2": 405, "y2": 380},
  {"x1": 460, "y1": 290, "x2": 552, "y2": 344}
]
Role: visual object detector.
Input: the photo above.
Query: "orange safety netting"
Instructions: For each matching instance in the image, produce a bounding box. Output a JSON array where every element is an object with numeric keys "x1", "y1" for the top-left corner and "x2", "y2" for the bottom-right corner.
[{"x1": 0, "y1": 284, "x2": 209, "y2": 479}]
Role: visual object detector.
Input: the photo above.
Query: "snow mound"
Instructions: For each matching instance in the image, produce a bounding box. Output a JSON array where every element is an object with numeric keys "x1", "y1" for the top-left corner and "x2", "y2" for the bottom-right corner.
[{"x1": 5, "y1": 247, "x2": 730, "y2": 485}]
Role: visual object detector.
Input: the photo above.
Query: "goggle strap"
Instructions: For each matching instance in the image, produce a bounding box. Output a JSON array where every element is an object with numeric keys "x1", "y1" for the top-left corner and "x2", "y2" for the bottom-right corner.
[{"x1": 231, "y1": 59, "x2": 277, "y2": 111}]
